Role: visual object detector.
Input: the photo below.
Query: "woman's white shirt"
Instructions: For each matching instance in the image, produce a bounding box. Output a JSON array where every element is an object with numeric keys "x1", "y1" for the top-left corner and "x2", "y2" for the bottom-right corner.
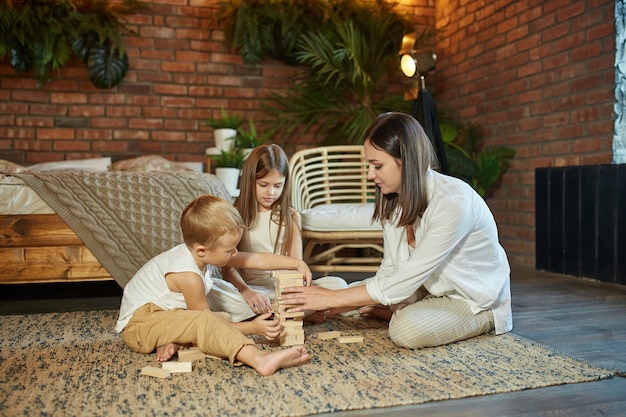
[{"x1": 364, "y1": 169, "x2": 513, "y2": 334}]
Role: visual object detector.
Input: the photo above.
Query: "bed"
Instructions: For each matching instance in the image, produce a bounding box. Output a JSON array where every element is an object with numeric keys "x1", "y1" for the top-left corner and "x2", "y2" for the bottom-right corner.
[{"x1": 0, "y1": 157, "x2": 230, "y2": 287}]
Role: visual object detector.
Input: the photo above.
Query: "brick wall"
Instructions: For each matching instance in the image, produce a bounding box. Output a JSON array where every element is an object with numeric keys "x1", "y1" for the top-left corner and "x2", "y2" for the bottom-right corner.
[
  {"x1": 435, "y1": 0, "x2": 616, "y2": 266},
  {"x1": 0, "y1": 0, "x2": 617, "y2": 268},
  {"x1": 0, "y1": 0, "x2": 433, "y2": 166}
]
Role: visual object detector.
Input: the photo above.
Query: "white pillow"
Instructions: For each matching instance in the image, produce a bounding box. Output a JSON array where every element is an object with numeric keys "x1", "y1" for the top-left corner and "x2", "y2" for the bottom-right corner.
[
  {"x1": 28, "y1": 157, "x2": 112, "y2": 173},
  {"x1": 300, "y1": 203, "x2": 381, "y2": 232}
]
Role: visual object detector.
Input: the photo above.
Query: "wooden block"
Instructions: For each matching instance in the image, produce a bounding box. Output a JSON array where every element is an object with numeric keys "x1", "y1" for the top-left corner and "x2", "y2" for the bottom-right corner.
[
  {"x1": 339, "y1": 335, "x2": 363, "y2": 344},
  {"x1": 282, "y1": 319, "x2": 304, "y2": 329},
  {"x1": 141, "y1": 366, "x2": 171, "y2": 378},
  {"x1": 276, "y1": 278, "x2": 303, "y2": 289},
  {"x1": 274, "y1": 271, "x2": 305, "y2": 280},
  {"x1": 318, "y1": 330, "x2": 341, "y2": 340},
  {"x1": 277, "y1": 310, "x2": 305, "y2": 319},
  {"x1": 282, "y1": 328, "x2": 304, "y2": 337},
  {"x1": 274, "y1": 271, "x2": 304, "y2": 290},
  {"x1": 279, "y1": 332, "x2": 305, "y2": 346},
  {"x1": 273, "y1": 302, "x2": 300, "y2": 312},
  {"x1": 162, "y1": 361, "x2": 192, "y2": 373},
  {"x1": 177, "y1": 347, "x2": 207, "y2": 361}
]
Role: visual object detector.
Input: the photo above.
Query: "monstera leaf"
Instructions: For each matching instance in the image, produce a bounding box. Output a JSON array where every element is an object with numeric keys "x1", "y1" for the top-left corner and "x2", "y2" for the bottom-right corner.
[
  {"x1": 87, "y1": 42, "x2": 129, "y2": 89},
  {"x1": 10, "y1": 43, "x2": 32, "y2": 73},
  {"x1": 72, "y1": 31, "x2": 99, "y2": 63}
]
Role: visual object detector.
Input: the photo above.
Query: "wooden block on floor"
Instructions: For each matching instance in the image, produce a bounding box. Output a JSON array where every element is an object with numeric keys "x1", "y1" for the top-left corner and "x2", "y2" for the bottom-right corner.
[
  {"x1": 141, "y1": 366, "x2": 171, "y2": 378},
  {"x1": 318, "y1": 330, "x2": 341, "y2": 340},
  {"x1": 162, "y1": 361, "x2": 192, "y2": 373},
  {"x1": 177, "y1": 347, "x2": 207, "y2": 361},
  {"x1": 339, "y1": 335, "x2": 363, "y2": 344}
]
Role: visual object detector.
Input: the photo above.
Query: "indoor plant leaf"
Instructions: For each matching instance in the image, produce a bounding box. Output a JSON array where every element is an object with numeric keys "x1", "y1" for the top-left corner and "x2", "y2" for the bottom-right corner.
[{"x1": 87, "y1": 42, "x2": 129, "y2": 89}]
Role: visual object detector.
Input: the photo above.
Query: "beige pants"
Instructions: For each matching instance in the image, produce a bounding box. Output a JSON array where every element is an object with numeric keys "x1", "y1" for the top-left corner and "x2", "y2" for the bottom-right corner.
[
  {"x1": 389, "y1": 292, "x2": 495, "y2": 349},
  {"x1": 122, "y1": 303, "x2": 253, "y2": 363}
]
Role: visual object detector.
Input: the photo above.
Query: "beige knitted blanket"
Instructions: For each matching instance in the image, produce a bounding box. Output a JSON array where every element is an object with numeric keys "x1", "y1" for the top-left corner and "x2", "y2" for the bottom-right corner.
[{"x1": 15, "y1": 171, "x2": 231, "y2": 288}]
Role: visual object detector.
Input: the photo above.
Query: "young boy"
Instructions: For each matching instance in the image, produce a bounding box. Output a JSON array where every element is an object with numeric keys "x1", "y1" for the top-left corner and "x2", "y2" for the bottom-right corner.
[{"x1": 115, "y1": 195, "x2": 310, "y2": 376}]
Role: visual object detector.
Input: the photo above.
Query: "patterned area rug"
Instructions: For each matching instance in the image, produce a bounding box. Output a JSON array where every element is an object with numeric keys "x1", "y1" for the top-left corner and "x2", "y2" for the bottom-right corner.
[{"x1": 0, "y1": 310, "x2": 615, "y2": 417}]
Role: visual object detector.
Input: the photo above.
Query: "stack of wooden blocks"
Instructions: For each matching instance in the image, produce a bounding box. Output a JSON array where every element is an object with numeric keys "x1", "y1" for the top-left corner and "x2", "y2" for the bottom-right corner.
[{"x1": 273, "y1": 271, "x2": 305, "y2": 346}]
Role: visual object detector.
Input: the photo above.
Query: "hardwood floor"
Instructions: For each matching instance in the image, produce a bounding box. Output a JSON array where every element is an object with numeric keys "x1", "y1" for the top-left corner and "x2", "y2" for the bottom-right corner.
[
  {"x1": 1, "y1": 264, "x2": 625, "y2": 416},
  {"x1": 318, "y1": 264, "x2": 626, "y2": 417}
]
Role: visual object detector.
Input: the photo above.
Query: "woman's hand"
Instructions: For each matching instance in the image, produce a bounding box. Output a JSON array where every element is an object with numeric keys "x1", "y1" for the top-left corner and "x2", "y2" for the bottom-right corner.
[
  {"x1": 241, "y1": 289, "x2": 272, "y2": 315},
  {"x1": 251, "y1": 312, "x2": 282, "y2": 341},
  {"x1": 281, "y1": 284, "x2": 374, "y2": 313},
  {"x1": 280, "y1": 285, "x2": 333, "y2": 313}
]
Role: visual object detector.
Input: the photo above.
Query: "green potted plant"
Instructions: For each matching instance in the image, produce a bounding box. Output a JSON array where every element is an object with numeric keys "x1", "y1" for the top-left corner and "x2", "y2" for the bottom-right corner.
[
  {"x1": 235, "y1": 119, "x2": 266, "y2": 156},
  {"x1": 442, "y1": 121, "x2": 515, "y2": 197},
  {"x1": 205, "y1": 107, "x2": 245, "y2": 151},
  {"x1": 210, "y1": 146, "x2": 245, "y2": 196}
]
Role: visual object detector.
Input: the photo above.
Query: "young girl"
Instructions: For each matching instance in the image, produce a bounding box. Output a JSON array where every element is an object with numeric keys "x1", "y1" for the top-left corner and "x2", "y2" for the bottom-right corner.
[{"x1": 207, "y1": 144, "x2": 347, "y2": 322}]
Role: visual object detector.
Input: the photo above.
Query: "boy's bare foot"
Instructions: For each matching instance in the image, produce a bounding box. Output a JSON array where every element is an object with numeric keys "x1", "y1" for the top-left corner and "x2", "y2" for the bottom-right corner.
[
  {"x1": 359, "y1": 305, "x2": 393, "y2": 322},
  {"x1": 238, "y1": 345, "x2": 310, "y2": 376},
  {"x1": 155, "y1": 343, "x2": 181, "y2": 362}
]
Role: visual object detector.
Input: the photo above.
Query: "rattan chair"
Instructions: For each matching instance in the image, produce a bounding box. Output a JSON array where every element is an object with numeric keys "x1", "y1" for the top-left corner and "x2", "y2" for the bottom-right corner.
[{"x1": 289, "y1": 145, "x2": 384, "y2": 273}]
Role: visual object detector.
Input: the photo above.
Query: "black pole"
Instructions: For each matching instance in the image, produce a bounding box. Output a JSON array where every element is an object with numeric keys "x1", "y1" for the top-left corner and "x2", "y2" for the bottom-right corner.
[{"x1": 412, "y1": 90, "x2": 449, "y2": 174}]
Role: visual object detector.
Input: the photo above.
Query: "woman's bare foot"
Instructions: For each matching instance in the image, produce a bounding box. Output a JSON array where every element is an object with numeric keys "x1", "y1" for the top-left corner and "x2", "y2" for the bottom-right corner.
[
  {"x1": 359, "y1": 305, "x2": 393, "y2": 322},
  {"x1": 155, "y1": 343, "x2": 181, "y2": 362},
  {"x1": 238, "y1": 345, "x2": 310, "y2": 376}
]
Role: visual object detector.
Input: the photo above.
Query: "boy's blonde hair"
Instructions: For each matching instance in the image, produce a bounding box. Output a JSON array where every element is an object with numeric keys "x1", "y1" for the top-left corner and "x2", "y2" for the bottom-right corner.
[{"x1": 181, "y1": 195, "x2": 245, "y2": 248}]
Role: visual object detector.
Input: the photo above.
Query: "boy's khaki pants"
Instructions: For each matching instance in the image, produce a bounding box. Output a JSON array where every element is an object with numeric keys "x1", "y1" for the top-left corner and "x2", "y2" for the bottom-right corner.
[{"x1": 122, "y1": 303, "x2": 253, "y2": 363}]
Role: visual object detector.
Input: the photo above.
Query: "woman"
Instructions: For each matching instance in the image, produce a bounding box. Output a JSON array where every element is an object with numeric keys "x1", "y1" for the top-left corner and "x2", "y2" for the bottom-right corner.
[{"x1": 281, "y1": 112, "x2": 512, "y2": 349}]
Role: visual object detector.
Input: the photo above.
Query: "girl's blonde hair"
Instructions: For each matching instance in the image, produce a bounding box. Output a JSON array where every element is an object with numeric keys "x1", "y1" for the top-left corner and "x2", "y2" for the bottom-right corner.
[
  {"x1": 181, "y1": 195, "x2": 245, "y2": 248},
  {"x1": 365, "y1": 112, "x2": 439, "y2": 226},
  {"x1": 234, "y1": 144, "x2": 295, "y2": 256}
]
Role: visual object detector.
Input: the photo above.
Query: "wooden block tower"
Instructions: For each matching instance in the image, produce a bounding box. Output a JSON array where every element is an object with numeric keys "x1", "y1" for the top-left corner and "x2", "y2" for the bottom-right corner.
[{"x1": 273, "y1": 271, "x2": 305, "y2": 346}]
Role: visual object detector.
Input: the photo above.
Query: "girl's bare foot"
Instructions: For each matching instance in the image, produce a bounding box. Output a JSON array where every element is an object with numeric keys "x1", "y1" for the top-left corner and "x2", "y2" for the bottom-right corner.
[
  {"x1": 155, "y1": 343, "x2": 181, "y2": 362},
  {"x1": 304, "y1": 310, "x2": 330, "y2": 324},
  {"x1": 359, "y1": 305, "x2": 393, "y2": 322},
  {"x1": 238, "y1": 345, "x2": 310, "y2": 376}
]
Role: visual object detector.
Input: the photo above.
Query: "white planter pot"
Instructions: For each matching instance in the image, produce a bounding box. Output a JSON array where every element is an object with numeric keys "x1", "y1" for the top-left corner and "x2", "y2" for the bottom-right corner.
[
  {"x1": 215, "y1": 167, "x2": 240, "y2": 196},
  {"x1": 243, "y1": 148, "x2": 254, "y2": 159},
  {"x1": 213, "y1": 128, "x2": 237, "y2": 151}
]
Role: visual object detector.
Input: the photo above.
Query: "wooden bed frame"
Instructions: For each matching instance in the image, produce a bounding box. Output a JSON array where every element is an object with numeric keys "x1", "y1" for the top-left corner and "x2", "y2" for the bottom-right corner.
[{"x1": 0, "y1": 214, "x2": 113, "y2": 284}]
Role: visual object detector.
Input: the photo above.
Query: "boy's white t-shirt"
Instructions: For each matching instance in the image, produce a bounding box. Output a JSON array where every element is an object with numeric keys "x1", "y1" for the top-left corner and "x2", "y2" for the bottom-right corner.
[{"x1": 115, "y1": 243, "x2": 214, "y2": 333}]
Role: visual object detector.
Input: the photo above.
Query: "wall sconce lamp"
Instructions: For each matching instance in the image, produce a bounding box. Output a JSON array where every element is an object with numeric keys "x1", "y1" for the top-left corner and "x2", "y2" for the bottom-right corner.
[
  {"x1": 399, "y1": 32, "x2": 437, "y2": 99},
  {"x1": 399, "y1": 32, "x2": 449, "y2": 174}
]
